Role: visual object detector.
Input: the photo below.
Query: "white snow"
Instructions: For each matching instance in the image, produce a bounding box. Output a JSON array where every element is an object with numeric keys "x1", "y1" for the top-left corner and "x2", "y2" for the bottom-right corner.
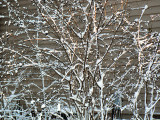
[
  {"x1": 88, "y1": 87, "x2": 93, "y2": 96},
  {"x1": 97, "y1": 80, "x2": 103, "y2": 88},
  {"x1": 57, "y1": 102, "x2": 61, "y2": 111},
  {"x1": 31, "y1": 100, "x2": 35, "y2": 104},
  {"x1": 0, "y1": 15, "x2": 7, "y2": 18},
  {"x1": 144, "y1": 5, "x2": 148, "y2": 9},
  {"x1": 41, "y1": 104, "x2": 45, "y2": 108}
]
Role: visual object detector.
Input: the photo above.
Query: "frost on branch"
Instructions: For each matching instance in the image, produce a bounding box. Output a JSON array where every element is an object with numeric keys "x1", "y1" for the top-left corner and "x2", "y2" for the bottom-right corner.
[{"x1": 0, "y1": 0, "x2": 160, "y2": 119}]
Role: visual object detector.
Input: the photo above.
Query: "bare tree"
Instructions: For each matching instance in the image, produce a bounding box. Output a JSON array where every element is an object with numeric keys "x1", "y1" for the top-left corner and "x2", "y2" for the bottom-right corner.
[
  {"x1": 120, "y1": 5, "x2": 160, "y2": 120},
  {"x1": 0, "y1": 0, "x2": 160, "y2": 120}
]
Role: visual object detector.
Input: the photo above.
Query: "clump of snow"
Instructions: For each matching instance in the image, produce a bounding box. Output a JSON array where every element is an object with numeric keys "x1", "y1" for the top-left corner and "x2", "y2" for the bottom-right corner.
[
  {"x1": 97, "y1": 80, "x2": 103, "y2": 88},
  {"x1": 41, "y1": 104, "x2": 45, "y2": 108},
  {"x1": 31, "y1": 100, "x2": 35, "y2": 104},
  {"x1": 144, "y1": 5, "x2": 148, "y2": 9},
  {"x1": 57, "y1": 102, "x2": 61, "y2": 111},
  {"x1": 88, "y1": 87, "x2": 93, "y2": 96}
]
